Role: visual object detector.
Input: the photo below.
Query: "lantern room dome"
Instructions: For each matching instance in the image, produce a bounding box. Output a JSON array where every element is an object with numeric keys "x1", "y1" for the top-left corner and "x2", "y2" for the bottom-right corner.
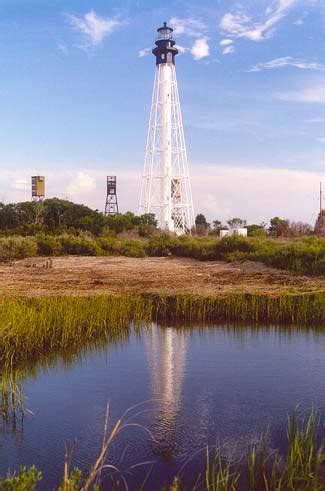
[{"x1": 157, "y1": 22, "x2": 173, "y2": 41}]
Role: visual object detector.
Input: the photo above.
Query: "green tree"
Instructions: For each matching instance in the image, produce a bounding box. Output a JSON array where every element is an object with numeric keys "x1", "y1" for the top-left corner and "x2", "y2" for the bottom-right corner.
[
  {"x1": 247, "y1": 223, "x2": 266, "y2": 237},
  {"x1": 195, "y1": 213, "x2": 209, "y2": 236},
  {"x1": 138, "y1": 213, "x2": 157, "y2": 227},
  {"x1": 227, "y1": 217, "x2": 247, "y2": 229},
  {"x1": 269, "y1": 216, "x2": 290, "y2": 237}
]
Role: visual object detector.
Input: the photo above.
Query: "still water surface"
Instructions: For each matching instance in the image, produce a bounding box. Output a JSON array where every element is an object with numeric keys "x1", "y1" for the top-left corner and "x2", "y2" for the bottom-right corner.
[{"x1": 2, "y1": 324, "x2": 325, "y2": 489}]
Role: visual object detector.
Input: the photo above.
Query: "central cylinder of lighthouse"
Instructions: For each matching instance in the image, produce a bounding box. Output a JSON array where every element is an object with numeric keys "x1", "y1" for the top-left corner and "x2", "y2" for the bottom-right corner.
[
  {"x1": 152, "y1": 22, "x2": 178, "y2": 232},
  {"x1": 160, "y1": 63, "x2": 173, "y2": 231}
]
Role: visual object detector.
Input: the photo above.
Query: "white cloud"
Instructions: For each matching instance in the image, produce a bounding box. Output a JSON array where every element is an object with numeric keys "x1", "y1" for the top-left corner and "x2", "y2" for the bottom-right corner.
[
  {"x1": 191, "y1": 164, "x2": 322, "y2": 224},
  {"x1": 0, "y1": 169, "x2": 141, "y2": 213},
  {"x1": 275, "y1": 82, "x2": 325, "y2": 103},
  {"x1": 222, "y1": 45, "x2": 235, "y2": 55},
  {"x1": 12, "y1": 179, "x2": 29, "y2": 191},
  {"x1": 317, "y1": 137, "x2": 325, "y2": 143},
  {"x1": 67, "y1": 172, "x2": 96, "y2": 198},
  {"x1": 66, "y1": 10, "x2": 123, "y2": 49},
  {"x1": 220, "y1": 0, "x2": 297, "y2": 45},
  {"x1": 169, "y1": 17, "x2": 207, "y2": 38},
  {"x1": 191, "y1": 38, "x2": 209, "y2": 61},
  {"x1": 220, "y1": 38, "x2": 234, "y2": 55},
  {"x1": 248, "y1": 57, "x2": 325, "y2": 72},
  {"x1": 138, "y1": 47, "x2": 151, "y2": 57},
  {"x1": 175, "y1": 44, "x2": 190, "y2": 55},
  {"x1": 0, "y1": 164, "x2": 323, "y2": 224},
  {"x1": 305, "y1": 117, "x2": 325, "y2": 123},
  {"x1": 220, "y1": 39, "x2": 233, "y2": 47}
]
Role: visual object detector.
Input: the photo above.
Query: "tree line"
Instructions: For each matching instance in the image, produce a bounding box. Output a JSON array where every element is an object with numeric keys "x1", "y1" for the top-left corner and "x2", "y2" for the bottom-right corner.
[
  {"x1": 0, "y1": 199, "x2": 157, "y2": 236},
  {"x1": 0, "y1": 198, "x2": 314, "y2": 238},
  {"x1": 195, "y1": 214, "x2": 313, "y2": 237}
]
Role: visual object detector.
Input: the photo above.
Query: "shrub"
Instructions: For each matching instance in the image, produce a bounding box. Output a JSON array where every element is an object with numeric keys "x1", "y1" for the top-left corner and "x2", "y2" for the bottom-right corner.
[
  {"x1": 117, "y1": 240, "x2": 146, "y2": 258},
  {"x1": 59, "y1": 236, "x2": 101, "y2": 256},
  {"x1": 36, "y1": 234, "x2": 62, "y2": 256},
  {"x1": 172, "y1": 236, "x2": 215, "y2": 260},
  {"x1": 146, "y1": 234, "x2": 178, "y2": 256},
  {"x1": 216, "y1": 236, "x2": 257, "y2": 256},
  {"x1": 138, "y1": 224, "x2": 156, "y2": 237},
  {"x1": 0, "y1": 236, "x2": 38, "y2": 262},
  {"x1": 96, "y1": 237, "x2": 116, "y2": 255}
]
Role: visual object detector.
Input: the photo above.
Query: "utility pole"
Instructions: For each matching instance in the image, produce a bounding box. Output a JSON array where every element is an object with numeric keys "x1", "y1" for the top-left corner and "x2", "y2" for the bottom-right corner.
[{"x1": 320, "y1": 182, "x2": 322, "y2": 214}]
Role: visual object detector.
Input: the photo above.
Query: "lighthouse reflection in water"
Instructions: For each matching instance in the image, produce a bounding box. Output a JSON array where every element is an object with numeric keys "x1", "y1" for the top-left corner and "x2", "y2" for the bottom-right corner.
[
  {"x1": 145, "y1": 324, "x2": 188, "y2": 460},
  {"x1": 2, "y1": 324, "x2": 325, "y2": 489}
]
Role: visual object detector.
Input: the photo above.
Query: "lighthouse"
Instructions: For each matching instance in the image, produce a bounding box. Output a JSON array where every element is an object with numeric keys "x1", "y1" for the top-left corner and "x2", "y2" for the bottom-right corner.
[{"x1": 139, "y1": 22, "x2": 195, "y2": 235}]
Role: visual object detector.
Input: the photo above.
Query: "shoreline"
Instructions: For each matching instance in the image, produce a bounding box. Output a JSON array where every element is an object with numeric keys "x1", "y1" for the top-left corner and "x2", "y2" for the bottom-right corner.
[
  {"x1": 1, "y1": 290, "x2": 325, "y2": 370},
  {"x1": 1, "y1": 256, "x2": 325, "y2": 369}
]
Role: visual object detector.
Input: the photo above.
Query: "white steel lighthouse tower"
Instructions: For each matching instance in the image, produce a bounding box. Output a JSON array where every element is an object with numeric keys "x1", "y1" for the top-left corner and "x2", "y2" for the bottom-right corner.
[{"x1": 139, "y1": 22, "x2": 195, "y2": 235}]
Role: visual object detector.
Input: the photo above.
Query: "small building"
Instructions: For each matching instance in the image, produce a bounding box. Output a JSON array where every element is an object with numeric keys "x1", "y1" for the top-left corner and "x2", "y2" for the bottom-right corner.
[{"x1": 220, "y1": 228, "x2": 248, "y2": 238}]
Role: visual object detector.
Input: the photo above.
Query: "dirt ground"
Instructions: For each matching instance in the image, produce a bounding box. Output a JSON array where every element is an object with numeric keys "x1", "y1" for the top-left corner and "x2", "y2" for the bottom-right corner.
[{"x1": 0, "y1": 256, "x2": 324, "y2": 297}]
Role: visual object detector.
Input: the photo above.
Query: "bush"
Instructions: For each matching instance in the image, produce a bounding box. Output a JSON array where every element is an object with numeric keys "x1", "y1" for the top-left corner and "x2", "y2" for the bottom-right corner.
[
  {"x1": 146, "y1": 234, "x2": 178, "y2": 256},
  {"x1": 216, "y1": 236, "x2": 257, "y2": 255},
  {"x1": 116, "y1": 240, "x2": 146, "y2": 258},
  {"x1": 171, "y1": 236, "x2": 214, "y2": 260},
  {"x1": 36, "y1": 234, "x2": 62, "y2": 256},
  {"x1": 96, "y1": 237, "x2": 116, "y2": 255},
  {"x1": 0, "y1": 236, "x2": 38, "y2": 262},
  {"x1": 59, "y1": 236, "x2": 101, "y2": 256}
]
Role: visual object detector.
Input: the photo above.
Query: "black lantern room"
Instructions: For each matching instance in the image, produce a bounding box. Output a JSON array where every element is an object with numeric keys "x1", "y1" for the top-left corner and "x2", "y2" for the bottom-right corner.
[{"x1": 152, "y1": 22, "x2": 178, "y2": 66}]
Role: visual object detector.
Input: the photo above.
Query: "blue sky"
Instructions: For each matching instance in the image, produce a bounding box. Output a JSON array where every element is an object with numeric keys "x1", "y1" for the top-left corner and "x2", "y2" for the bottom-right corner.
[{"x1": 1, "y1": 0, "x2": 325, "y2": 224}]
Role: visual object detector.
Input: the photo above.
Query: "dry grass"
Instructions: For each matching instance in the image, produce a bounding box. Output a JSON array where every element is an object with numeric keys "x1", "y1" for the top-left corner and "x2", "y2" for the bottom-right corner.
[{"x1": 0, "y1": 256, "x2": 324, "y2": 298}]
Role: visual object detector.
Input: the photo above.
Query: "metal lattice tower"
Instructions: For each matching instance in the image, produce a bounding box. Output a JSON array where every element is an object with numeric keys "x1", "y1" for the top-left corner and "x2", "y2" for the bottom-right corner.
[
  {"x1": 105, "y1": 176, "x2": 119, "y2": 215},
  {"x1": 139, "y1": 22, "x2": 195, "y2": 235}
]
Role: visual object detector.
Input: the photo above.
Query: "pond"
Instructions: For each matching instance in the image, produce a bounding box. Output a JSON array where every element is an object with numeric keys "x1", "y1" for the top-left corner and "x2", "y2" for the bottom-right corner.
[{"x1": 1, "y1": 323, "x2": 325, "y2": 489}]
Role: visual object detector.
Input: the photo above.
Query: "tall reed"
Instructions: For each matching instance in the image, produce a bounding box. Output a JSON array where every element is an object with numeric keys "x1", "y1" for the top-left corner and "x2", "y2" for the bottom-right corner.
[{"x1": 1, "y1": 292, "x2": 325, "y2": 370}]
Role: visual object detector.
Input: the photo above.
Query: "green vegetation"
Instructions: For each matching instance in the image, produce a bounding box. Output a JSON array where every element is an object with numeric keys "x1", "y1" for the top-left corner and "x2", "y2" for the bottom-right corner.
[
  {"x1": 0, "y1": 466, "x2": 42, "y2": 490},
  {"x1": 0, "y1": 199, "x2": 323, "y2": 276},
  {"x1": 2, "y1": 292, "x2": 325, "y2": 371},
  {"x1": 0, "y1": 199, "x2": 157, "y2": 237},
  {"x1": 0, "y1": 409, "x2": 324, "y2": 490},
  {"x1": 3, "y1": 230, "x2": 325, "y2": 276}
]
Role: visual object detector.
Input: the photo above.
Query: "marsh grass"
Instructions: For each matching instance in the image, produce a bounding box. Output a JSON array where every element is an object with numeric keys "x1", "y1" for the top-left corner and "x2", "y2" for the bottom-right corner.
[
  {"x1": 1, "y1": 292, "x2": 325, "y2": 370},
  {"x1": 0, "y1": 372, "x2": 27, "y2": 434},
  {"x1": 244, "y1": 408, "x2": 325, "y2": 491}
]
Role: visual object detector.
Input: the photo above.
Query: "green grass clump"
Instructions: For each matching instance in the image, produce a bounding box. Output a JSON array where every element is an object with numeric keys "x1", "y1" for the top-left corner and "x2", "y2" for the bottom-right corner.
[
  {"x1": 0, "y1": 295, "x2": 153, "y2": 370},
  {"x1": 0, "y1": 466, "x2": 42, "y2": 490},
  {"x1": 1, "y1": 292, "x2": 325, "y2": 370}
]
